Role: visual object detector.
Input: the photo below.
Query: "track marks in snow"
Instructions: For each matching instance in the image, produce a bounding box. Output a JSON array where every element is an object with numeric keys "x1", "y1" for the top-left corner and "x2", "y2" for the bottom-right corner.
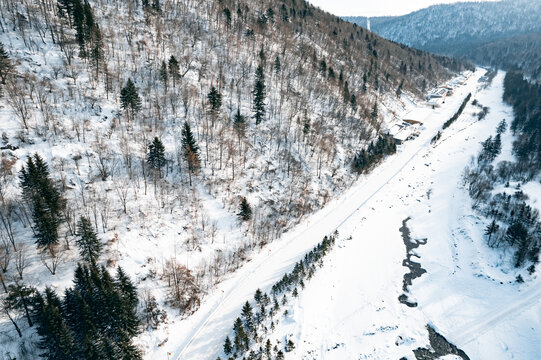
[{"x1": 450, "y1": 283, "x2": 541, "y2": 345}]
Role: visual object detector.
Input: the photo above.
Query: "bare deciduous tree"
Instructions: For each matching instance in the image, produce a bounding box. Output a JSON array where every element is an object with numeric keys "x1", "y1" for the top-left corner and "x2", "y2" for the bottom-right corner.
[
  {"x1": 162, "y1": 258, "x2": 200, "y2": 314},
  {"x1": 4, "y1": 76, "x2": 32, "y2": 130},
  {"x1": 40, "y1": 245, "x2": 64, "y2": 276},
  {"x1": 14, "y1": 244, "x2": 28, "y2": 280}
]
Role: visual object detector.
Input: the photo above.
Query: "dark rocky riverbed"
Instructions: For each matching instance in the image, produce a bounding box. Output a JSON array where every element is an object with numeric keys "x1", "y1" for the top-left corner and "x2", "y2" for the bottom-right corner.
[
  {"x1": 398, "y1": 218, "x2": 470, "y2": 360},
  {"x1": 398, "y1": 217, "x2": 427, "y2": 307}
]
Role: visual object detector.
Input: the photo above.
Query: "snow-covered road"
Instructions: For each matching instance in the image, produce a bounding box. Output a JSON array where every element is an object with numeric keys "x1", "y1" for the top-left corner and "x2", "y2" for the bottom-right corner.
[{"x1": 156, "y1": 71, "x2": 486, "y2": 360}]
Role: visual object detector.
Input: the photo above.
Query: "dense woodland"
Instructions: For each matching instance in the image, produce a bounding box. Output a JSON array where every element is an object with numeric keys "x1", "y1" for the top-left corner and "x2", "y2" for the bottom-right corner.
[
  {"x1": 0, "y1": 0, "x2": 468, "y2": 357},
  {"x1": 463, "y1": 72, "x2": 541, "y2": 272}
]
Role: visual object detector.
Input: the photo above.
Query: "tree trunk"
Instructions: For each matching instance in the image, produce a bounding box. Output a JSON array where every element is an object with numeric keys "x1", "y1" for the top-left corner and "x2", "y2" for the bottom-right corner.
[{"x1": 3, "y1": 308, "x2": 22, "y2": 337}]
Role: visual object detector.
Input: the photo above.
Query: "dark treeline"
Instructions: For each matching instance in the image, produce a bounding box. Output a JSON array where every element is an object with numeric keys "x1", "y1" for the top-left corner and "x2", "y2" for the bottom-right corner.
[
  {"x1": 33, "y1": 263, "x2": 141, "y2": 360},
  {"x1": 220, "y1": 233, "x2": 337, "y2": 360},
  {"x1": 351, "y1": 134, "x2": 396, "y2": 174},
  {"x1": 443, "y1": 93, "x2": 471, "y2": 129},
  {"x1": 431, "y1": 93, "x2": 472, "y2": 144},
  {"x1": 464, "y1": 109, "x2": 541, "y2": 270},
  {"x1": 503, "y1": 71, "x2": 541, "y2": 174}
]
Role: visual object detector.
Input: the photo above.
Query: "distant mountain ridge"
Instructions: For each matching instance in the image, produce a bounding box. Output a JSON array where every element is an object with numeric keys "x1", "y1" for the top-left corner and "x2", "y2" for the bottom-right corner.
[{"x1": 345, "y1": 0, "x2": 541, "y2": 80}]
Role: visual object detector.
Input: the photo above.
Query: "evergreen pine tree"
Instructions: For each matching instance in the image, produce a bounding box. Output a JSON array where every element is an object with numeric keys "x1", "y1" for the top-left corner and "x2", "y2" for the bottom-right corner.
[
  {"x1": 20, "y1": 154, "x2": 64, "y2": 248},
  {"x1": 497, "y1": 119, "x2": 507, "y2": 134},
  {"x1": 152, "y1": 0, "x2": 161, "y2": 12},
  {"x1": 0, "y1": 42, "x2": 12, "y2": 85},
  {"x1": 371, "y1": 102, "x2": 378, "y2": 119},
  {"x1": 506, "y1": 222, "x2": 528, "y2": 247},
  {"x1": 168, "y1": 55, "x2": 180, "y2": 87},
  {"x1": 160, "y1": 60, "x2": 168, "y2": 89},
  {"x1": 350, "y1": 94, "x2": 357, "y2": 110},
  {"x1": 252, "y1": 65, "x2": 266, "y2": 125},
  {"x1": 114, "y1": 267, "x2": 140, "y2": 339},
  {"x1": 493, "y1": 133, "x2": 502, "y2": 157},
  {"x1": 39, "y1": 264, "x2": 143, "y2": 360},
  {"x1": 254, "y1": 289, "x2": 263, "y2": 305},
  {"x1": 76, "y1": 216, "x2": 102, "y2": 263},
  {"x1": 343, "y1": 81, "x2": 350, "y2": 102},
  {"x1": 319, "y1": 59, "x2": 327, "y2": 75},
  {"x1": 273, "y1": 56, "x2": 281, "y2": 74},
  {"x1": 265, "y1": 339, "x2": 272, "y2": 358},
  {"x1": 116, "y1": 329, "x2": 143, "y2": 359},
  {"x1": 285, "y1": 339, "x2": 295, "y2": 352},
  {"x1": 101, "y1": 337, "x2": 122, "y2": 359},
  {"x1": 233, "y1": 317, "x2": 246, "y2": 353},
  {"x1": 72, "y1": 0, "x2": 87, "y2": 58},
  {"x1": 90, "y1": 23, "x2": 104, "y2": 77},
  {"x1": 238, "y1": 197, "x2": 252, "y2": 221},
  {"x1": 241, "y1": 301, "x2": 254, "y2": 333},
  {"x1": 223, "y1": 7, "x2": 232, "y2": 27},
  {"x1": 83, "y1": 0, "x2": 95, "y2": 40},
  {"x1": 82, "y1": 331, "x2": 104, "y2": 360},
  {"x1": 485, "y1": 220, "x2": 499, "y2": 245},
  {"x1": 62, "y1": 289, "x2": 91, "y2": 352},
  {"x1": 35, "y1": 288, "x2": 76, "y2": 360},
  {"x1": 207, "y1": 86, "x2": 222, "y2": 116},
  {"x1": 223, "y1": 336, "x2": 233, "y2": 355},
  {"x1": 120, "y1": 79, "x2": 142, "y2": 121},
  {"x1": 115, "y1": 267, "x2": 138, "y2": 312},
  {"x1": 515, "y1": 235, "x2": 531, "y2": 268},
  {"x1": 233, "y1": 108, "x2": 247, "y2": 141},
  {"x1": 182, "y1": 121, "x2": 200, "y2": 186},
  {"x1": 328, "y1": 67, "x2": 335, "y2": 79},
  {"x1": 147, "y1": 137, "x2": 166, "y2": 174}
]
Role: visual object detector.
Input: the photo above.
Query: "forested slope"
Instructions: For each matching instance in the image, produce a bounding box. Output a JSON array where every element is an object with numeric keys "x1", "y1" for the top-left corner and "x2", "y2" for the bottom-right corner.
[{"x1": 0, "y1": 0, "x2": 467, "y2": 358}]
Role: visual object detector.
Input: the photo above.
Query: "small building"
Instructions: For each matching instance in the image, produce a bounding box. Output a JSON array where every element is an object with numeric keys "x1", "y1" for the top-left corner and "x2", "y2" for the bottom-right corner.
[
  {"x1": 441, "y1": 85, "x2": 454, "y2": 95},
  {"x1": 403, "y1": 108, "x2": 432, "y2": 125},
  {"x1": 393, "y1": 127, "x2": 414, "y2": 144},
  {"x1": 387, "y1": 123, "x2": 403, "y2": 137},
  {"x1": 386, "y1": 122, "x2": 415, "y2": 144},
  {"x1": 428, "y1": 87, "x2": 448, "y2": 99}
]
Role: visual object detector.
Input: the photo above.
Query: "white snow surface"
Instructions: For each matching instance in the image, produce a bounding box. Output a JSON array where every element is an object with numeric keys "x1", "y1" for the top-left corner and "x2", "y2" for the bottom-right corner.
[{"x1": 181, "y1": 71, "x2": 541, "y2": 360}]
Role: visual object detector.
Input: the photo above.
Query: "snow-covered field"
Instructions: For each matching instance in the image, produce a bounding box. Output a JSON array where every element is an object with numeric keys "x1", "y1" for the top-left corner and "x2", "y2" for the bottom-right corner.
[{"x1": 176, "y1": 71, "x2": 541, "y2": 360}]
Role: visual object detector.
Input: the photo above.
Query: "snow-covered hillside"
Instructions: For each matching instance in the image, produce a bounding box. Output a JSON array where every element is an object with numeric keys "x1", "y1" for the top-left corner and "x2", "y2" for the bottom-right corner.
[
  {"x1": 242, "y1": 72, "x2": 541, "y2": 360},
  {"x1": 0, "y1": 0, "x2": 471, "y2": 359}
]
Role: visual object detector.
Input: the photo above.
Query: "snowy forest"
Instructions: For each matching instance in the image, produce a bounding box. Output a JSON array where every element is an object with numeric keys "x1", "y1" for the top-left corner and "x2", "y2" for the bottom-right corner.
[
  {"x1": 0, "y1": 0, "x2": 471, "y2": 358},
  {"x1": 462, "y1": 71, "x2": 541, "y2": 273}
]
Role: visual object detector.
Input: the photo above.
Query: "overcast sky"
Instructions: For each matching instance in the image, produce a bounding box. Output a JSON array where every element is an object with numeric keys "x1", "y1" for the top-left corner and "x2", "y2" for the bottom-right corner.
[{"x1": 307, "y1": 0, "x2": 499, "y2": 17}]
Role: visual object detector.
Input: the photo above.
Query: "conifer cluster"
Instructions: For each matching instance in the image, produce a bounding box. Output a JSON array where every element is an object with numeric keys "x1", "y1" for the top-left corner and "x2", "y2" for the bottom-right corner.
[
  {"x1": 351, "y1": 135, "x2": 397, "y2": 174},
  {"x1": 20, "y1": 154, "x2": 65, "y2": 248},
  {"x1": 221, "y1": 233, "x2": 337, "y2": 359},
  {"x1": 33, "y1": 264, "x2": 142, "y2": 360}
]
